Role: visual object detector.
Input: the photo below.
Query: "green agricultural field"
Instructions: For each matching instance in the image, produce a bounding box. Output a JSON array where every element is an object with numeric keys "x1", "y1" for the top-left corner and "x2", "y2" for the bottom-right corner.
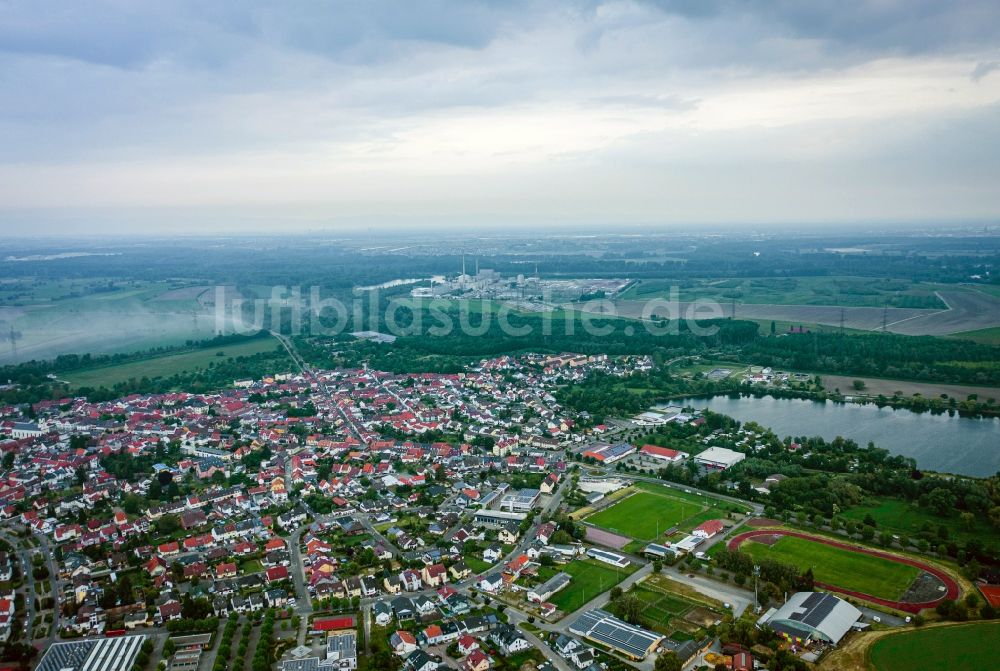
[
  {"x1": 619, "y1": 276, "x2": 947, "y2": 309},
  {"x1": 868, "y1": 622, "x2": 1000, "y2": 671},
  {"x1": 586, "y1": 482, "x2": 744, "y2": 542},
  {"x1": 61, "y1": 336, "x2": 285, "y2": 389},
  {"x1": 544, "y1": 560, "x2": 635, "y2": 612},
  {"x1": 629, "y1": 585, "x2": 696, "y2": 629},
  {"x1": 952, "y1": 325, "x2": 1000, "y2": 345},
  {"x1": 738, "y1": 536, "x2": 919, "y2": 601},
  {"x1": 612, "y1": 574, "x2": 725, "y2": 635}
]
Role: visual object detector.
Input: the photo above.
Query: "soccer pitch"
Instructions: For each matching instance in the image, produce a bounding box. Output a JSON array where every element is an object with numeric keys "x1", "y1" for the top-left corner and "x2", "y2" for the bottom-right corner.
[
  {"x1": 585, "y1": 484, "x2": 732, "y2": 541},
  {"x1": 738, "y1": 536, "x2": 920, "y2": 601}
]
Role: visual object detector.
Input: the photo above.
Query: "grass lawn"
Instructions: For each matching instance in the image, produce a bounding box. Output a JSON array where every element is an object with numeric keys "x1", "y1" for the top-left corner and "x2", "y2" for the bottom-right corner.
[
  {"x1": 240, "y1": 559, "x2": 265, "y2": 574},
  {"x1": 739, "y1": 536, "x2": 919, "y2": 601},
  {"x1": 464, "y1": 557, "x2": 494, "y2": 575},
  {"x1": 587, "y1": 493, "x2": 703, "y2": 541},
  {"x1": 585, "y1": 482, "x2": 743, "y2": 542},
  {"x1": 61, "y1": 336, "x2": 284, "y2": 389},
  {"x1": 546, "y1": 560, "x2": 635, "y2": 612},
  {"x1": 842, "y1": 498, "x2": 999, "y2": 549},
  {"x1": 868, "y1": 622, "x2": 1000, "y2": 671}
]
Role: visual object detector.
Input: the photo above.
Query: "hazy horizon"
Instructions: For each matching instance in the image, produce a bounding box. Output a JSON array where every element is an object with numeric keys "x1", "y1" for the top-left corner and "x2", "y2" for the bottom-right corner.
[{"x1": 2, "y1": 1, "x2": 1000, "y2": 235}]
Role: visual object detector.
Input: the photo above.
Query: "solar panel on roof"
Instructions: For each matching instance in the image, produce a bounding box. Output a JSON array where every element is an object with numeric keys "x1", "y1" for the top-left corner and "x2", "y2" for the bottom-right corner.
[
  {"x1": 803, "y1": 595, "x2": 838, "y2": 627},
  {"x1": 800, "y1": 592, "x2": 824, "y2": 608}
]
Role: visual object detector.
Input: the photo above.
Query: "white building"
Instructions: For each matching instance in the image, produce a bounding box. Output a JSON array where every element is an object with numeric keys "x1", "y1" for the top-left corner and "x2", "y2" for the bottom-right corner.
[{"x1": 694, "y1": 446, "x2": 745, "y2": 470}]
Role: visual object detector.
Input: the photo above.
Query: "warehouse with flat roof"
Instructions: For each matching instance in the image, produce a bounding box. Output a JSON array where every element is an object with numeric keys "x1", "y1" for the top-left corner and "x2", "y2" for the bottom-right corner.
[
  {"x1": 37, "y1": 635, "x2": 147, "y2": 671},
  {"x1": 694, "y1": 446, "x2": 745, "y2": 470},
  {"x1": 568, "y1": 609, "x2": 663, "y2": 660}
]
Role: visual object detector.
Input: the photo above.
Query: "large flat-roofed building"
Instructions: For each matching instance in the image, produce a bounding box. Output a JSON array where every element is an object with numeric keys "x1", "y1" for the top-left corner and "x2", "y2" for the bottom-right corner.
[
  {"x1": 642, "y1": 543, "x2": 679, "y2": 559},
  {"x1": 760, "y1": 592, "x2": 862, "y2": 646},
  {"x1": 473, "y1": 509, "x2": 527, "y2": 528},
  {"x1": 582, "y1": 442, "x2": 636, "y2": 464},
  {"x1": 171, "y1": 633, "x2": 213, "y2": 649},
  {"x1": 37, "y1": 635, "x2": 148, "y2": 671},
  {"x1": 169, "y1": 649, "x2": 202, "y2": 671},
  {"x1": 694, "y1": 446, "x2": 745, "y2": 470},
  {"x1": 499, "y1": 488, "x2": 540, "y2": 513},
  {"x1": 326, "y1": 631, "x2": 358, "y2": 669},
  {"x1": 639, "y1": 445, "x2": 688, "y2": 463},
  {"x1": 585, "y1": 547, "x2": 630, "y2": 568},
  {"x1": 282, "y1": 659, "x2": 337, "y2": 671},
  {"x1": 568, "y1": 609, "x2": 663, "y2": 660}
]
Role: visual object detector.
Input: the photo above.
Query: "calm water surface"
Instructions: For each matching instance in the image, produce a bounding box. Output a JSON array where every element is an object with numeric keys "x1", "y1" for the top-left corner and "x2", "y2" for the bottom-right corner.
[{"x1": 669, "y1": 395, "x2": 1000, "y2": 478}]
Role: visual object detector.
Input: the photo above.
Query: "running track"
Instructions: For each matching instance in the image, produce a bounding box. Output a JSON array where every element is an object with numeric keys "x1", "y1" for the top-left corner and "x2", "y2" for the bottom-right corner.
[{"x1": 728, "y1": 529, "x2": 959, "y2": 613}]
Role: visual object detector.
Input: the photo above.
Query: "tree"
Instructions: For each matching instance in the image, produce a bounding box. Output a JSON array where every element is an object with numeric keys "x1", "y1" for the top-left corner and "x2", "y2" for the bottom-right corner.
[
  {"x1": 122, "y1": 494, "x2": 144, "y2": 515},
  {"x1": 1, "y1": 452, "x2": 14, "y2": 469},
  {"x1": 924, "y1": 488, "x2": 956, "y2": 517},
  {"x1": 157, "y1": 514, "x2": 180, "y2": 535},
  {"x1": 654, "y1": 651, "x2": 681, "y2": 671},
  {"x1": 615, "y1": 594, "x2": 643, "y2": 625}
]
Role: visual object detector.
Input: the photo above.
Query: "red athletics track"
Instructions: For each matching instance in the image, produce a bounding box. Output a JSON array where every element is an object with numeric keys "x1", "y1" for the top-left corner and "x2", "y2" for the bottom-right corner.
[{"x1": 727, "y1": 529, "x2": 960, "y2": 613}]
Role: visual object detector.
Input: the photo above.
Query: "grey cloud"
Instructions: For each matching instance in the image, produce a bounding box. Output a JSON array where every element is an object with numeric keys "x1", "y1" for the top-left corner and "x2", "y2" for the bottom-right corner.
[
  {"x1": 972, "y1": 61, "x2": 1000, "y2": 82},
  {"x1": 641, "y1": 1, "x2": 1000, "y2": 57}
]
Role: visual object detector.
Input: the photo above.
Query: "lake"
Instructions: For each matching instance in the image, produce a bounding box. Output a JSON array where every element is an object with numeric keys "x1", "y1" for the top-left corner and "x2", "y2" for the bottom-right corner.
[{"x1": 669, "y1": 395, "x2": 1000, "y2": 478}]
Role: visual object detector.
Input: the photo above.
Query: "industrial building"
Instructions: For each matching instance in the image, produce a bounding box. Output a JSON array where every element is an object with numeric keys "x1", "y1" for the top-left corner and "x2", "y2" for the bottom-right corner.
[
  {"x1": 568, "y1": 609, "x2": 664, "y2": 660},
  {"x1": 638, "y1": 444, "x2": 688, "y2": 462},
  {"x1": 36, "y1": 635, "x2": 147, "y2": 671},
  {"x1": 582, "y1": 442, "x2": 636, "y2": 464},
  {"x1": 472, "y1": 509, "x2": 527, "y2": 528},
  {"x1": 694, "y1": 446, "x2": 745, "y2": 470}
]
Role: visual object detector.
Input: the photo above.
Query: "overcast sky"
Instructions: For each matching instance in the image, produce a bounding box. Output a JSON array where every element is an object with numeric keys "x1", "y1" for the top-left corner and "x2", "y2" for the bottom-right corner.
[{"x1": 1, "y1": 1, "x2": 999, "y2": 234}]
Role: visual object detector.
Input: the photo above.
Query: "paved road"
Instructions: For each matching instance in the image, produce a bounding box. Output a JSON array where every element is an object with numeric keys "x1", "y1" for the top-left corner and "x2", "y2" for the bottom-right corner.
[
  {"x1": 272, "y1": 331, "x2": 364, "y2": 441},
  {"x1": 503, "y1": 609, "x2": 573, "y2": 671},
  {"x1": 0, "y1": 526, "x2": 53, "y2": 648}
]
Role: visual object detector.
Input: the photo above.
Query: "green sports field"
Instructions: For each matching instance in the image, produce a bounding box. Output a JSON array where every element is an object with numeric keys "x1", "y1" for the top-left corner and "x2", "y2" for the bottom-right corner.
[
  {"x1": 738, "y1": 536, "x2": 919, "y2": 601},
  {"x1": 585, "y1": 482, "x2": 740, "y2": 542},
  {"x1": 541, "y1": 559, "x2": 635, "y2": 612},
  {"x1": 868, "y1": 622, "x2": 1000, "y2": 671}
]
